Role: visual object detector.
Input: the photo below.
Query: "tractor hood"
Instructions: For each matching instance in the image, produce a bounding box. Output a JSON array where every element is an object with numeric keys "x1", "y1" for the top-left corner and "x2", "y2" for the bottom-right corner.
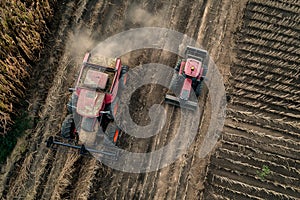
[
  {"x1": 76, "y1": 89, "x2": 105, "y2": 117},
  {"x1": 184, "y1": 59, "x2": 201, "y2": 78}
]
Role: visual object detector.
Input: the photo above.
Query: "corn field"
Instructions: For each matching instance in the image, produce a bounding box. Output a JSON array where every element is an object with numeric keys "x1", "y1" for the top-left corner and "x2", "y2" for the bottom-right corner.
[
  {"x1": 0, "y1": 0, "x2": 54, "y2": 134},
  {"x1": 204, "y1": 0, "x2": 300, "y2": 199}
]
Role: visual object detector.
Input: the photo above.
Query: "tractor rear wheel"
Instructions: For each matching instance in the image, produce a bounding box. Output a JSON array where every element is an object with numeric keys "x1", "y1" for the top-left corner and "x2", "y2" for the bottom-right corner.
[
  {"x1": 119, "y1": 65, "x2": 129, "y2": 89},
  {"x1": 195, "y1": 82, "x2": 203, "y2": 97},
  {"x1": 105, "y1": 123, "x2": 119, "y2": 144},
  {"x1": 61, "y1": 114, "x2": 75, "y2": 139}
]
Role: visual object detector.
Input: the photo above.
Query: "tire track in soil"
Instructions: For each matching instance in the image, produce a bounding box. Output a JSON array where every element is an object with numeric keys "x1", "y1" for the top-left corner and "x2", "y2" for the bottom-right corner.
[
  {"x1": 64, "y1": 1, "x2": 120, "y2": 198},
  {"x1": 138, "y1": 1, "x2": 210, "y2": 199},
  {"x1": 112, "y1": 1, "x2": 177, "y2": 199},
  {"x1": 83, "y1": 0, "x2": 218, "y2": 199},
  {"x1": 153, "y1": 1, "x2": 211, "y2": 200},
  {"x1": 89, "y1": 1, "x2": 176, "y2": 199},
  {"x1": 85, "y1": 2, "x2": 145, "y2": 200}
]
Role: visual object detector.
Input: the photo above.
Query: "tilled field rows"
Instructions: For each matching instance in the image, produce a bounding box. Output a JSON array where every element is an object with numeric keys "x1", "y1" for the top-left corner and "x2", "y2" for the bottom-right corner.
[
  {"x1": 204, "y1": 0, "x2": 300, "y2": 199},
  {"x1": 1, "y1": 0, "x2": 248, "y2": 199}
]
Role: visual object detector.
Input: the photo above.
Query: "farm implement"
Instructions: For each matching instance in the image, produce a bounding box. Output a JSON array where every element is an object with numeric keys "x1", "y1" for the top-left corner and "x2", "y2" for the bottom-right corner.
[
  {"x1": 165, "y1": 46, "x2": 208, "y2": 110},
  {"x1": 46, "y1": 53, "x2": 128, "y2": 160}
]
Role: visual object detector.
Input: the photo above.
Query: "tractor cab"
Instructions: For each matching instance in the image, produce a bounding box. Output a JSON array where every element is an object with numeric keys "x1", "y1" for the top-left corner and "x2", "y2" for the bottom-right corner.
[
  {"x1": 76, "y1": 69, "x2": 109, "y2": 118},
  {"x1": 183, "y1": 58, "x2": 202, "y2": 79}
]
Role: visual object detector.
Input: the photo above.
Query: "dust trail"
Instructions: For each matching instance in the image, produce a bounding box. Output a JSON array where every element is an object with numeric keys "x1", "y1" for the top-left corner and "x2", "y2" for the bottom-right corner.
[
  {"x1": 127, "y1": 4, "x2": 166, "y2": 27},
  {"x1": 65, "y1": 29, "x2": 96, "y2": 60}
]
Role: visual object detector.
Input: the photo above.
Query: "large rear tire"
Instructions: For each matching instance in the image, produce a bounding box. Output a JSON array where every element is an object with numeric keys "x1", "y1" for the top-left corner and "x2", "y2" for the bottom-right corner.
[
  {"x1": 105, "y1": 123, "x2": 119, "y2": 144},
  {"x1": 195, "y1": 82, "x2": 203, "y2": 97},
  {"x1": 61, "y1": 114, "x2": 75, "y2": 139},
  {"x1": 119, "y1": 65, "x2": 129, "y2": 89}
]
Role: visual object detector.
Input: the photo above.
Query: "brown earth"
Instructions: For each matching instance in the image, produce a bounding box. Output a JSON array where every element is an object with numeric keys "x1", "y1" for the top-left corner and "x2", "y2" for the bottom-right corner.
[{"x1": 1, "y1": 0, "x2": 298, "y2": 200}]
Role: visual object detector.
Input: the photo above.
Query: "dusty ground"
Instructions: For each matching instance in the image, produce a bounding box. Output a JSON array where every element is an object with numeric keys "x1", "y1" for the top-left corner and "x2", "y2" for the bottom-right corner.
[{"x1": 2, "y1": 0, "x2": 298, "y2": 199}]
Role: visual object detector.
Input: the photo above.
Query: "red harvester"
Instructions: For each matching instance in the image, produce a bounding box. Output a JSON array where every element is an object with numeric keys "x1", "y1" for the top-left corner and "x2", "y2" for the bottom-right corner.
[{"x1": 46, "y1": 53, "x2": 128, "y2": 160}]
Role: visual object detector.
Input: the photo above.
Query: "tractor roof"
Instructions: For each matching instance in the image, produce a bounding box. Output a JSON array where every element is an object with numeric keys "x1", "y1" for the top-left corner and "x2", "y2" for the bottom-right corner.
[
  {"x1": 84, "y1": 69, "x2": 108, "y2": 90},
  {"x1": 184, "y1": 58, "x2": 202, "y2": 78}
]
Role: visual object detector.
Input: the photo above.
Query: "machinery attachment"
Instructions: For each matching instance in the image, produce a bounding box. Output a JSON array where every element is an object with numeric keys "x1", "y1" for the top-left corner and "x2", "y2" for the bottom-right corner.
[
  {"x1": 165, "y1": 46, "x2": 208, "y2": 110},
  {"x1": 165, "y1": 94, "x2": 198, "y2": 110},
  {"x1": 46, "y1": 136, "x2": 119, "y2": 161}
]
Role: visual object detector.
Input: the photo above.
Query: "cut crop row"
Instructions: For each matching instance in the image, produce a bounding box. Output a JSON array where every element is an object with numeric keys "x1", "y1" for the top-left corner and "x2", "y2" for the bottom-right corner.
[
  {"x1": 221, "y1": 129, "x2": 300, "y2": 162},
  {"x1": 224, "y1": 123, "x2": 299, "y2": 150},
  {"x1": 206, "y1": 170, "x2": 295, "y2": 200},
  {"x1": 215, "y1": 146, "x2": 300, "y2": 183},
  {"x1": 222, "y1": 127, "x2": 300, "y2": 163},
  {"x1": 234, "y1": 59, "x2": 299, "y2": 83},
  {"x1": 220, "y1": 141, "x2": 300, "y2": 173},
  {"x1": 233, "y1": 64, "x2": 299, "y2": 90},
  {"x1": 245, "y1": 22, "x2": 300, "y2": 46},
  {"x1": 209, "y1": 158, "x2": 300, "y2": 198},
  {"x1": 239, "y1": 44, "x2": 300, "y2": 68},
  {"x1": 250, "y1": 0, "x2": 300, "y2": 15},
  {"x1": 238, "y1": 48, "x2": 299, "y2": 72},
  {"x1": 247, "y1": 3, "x2": 300, "y2": 23},
  {"x1": 232, "y1": 75, "x2": 300, "y2": 104},
  {"x1": 231, "y1": 89, "x2": 300, "y2": 121},
  {"x1": 245, "y1": 9, "x2": 300, "y2": 33},
  {"x1": 231, "y1": 84, "x2": 300, "y2": 115},
  {"x1": 226, "y1": 108, "x2": 300, "y2": 140},
  {"x1": 241, "y1": 26, "x2": 300, "y2": 50}
]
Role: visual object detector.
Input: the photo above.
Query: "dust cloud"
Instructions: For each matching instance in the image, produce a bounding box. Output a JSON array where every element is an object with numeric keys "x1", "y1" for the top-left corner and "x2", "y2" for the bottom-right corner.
[
  {"x1": 127, "y1": 4, "x2": 166, "y2": 27},
  {"x1": 65, "y1": 29, "x2": 95, "y2": 61}
]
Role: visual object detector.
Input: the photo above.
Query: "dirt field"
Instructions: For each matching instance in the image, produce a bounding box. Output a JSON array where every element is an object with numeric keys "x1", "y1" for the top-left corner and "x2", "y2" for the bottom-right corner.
[
  {"x1": 1, "y1": 0, "x2": 299, "y2": 199},
  {"x1": 204, "y1": 0, "x2": 300, "y2": 199}
]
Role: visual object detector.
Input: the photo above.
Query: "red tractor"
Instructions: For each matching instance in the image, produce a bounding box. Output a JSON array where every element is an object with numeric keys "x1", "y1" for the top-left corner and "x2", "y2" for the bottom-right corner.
[
  {"x1": 46, "y1": 53, "x2": 128, "y2": 159},
  {"x1": 165, "y1": 46, "x2": 208, "y2": 110}
]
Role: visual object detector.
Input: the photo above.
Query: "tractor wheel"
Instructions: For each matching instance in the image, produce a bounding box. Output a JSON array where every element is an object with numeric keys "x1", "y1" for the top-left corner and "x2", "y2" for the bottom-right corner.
[
  {"x1": 105, "y1": 123, "x2": 119, "y2": 144},
  {"x1": 119, "y1": 65, "x2": 129, "y2": 88},
  {"x1": 174, "y1": 60, "x2": 181, "y2": 72},
  {"x1": 67, "y1": 94, "x2": 78, "y2": 114},
  {"x1": 61, "y1": 114, "x2": 75, "y2": 139},
  {"x1": 195, "y1": 82, "x2": 203, "y2": 97}
]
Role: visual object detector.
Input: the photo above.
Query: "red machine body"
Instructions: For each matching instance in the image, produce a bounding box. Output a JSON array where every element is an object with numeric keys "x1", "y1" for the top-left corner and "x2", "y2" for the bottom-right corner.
[
  {"x1": 75, "y1": 53, "x2": 123, "y2": 118},
  {"x1": 46, "y1": 53, "x2": 129, "y2": 159},
  {"x1": 165, "y1": 46, "x2": 208, "y2": 110}
]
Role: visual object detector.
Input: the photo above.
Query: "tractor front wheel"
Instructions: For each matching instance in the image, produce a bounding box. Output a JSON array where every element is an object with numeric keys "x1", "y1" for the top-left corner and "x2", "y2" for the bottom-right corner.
[{"x1": 61, "y1": 114, "x2": 75, "y2": 139}]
